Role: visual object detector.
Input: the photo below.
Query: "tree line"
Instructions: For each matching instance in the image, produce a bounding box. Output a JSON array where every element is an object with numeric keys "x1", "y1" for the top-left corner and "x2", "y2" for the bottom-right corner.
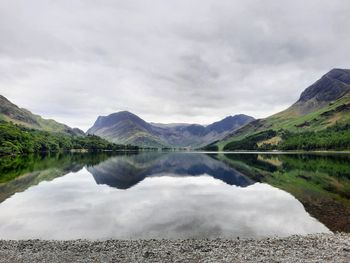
[
  {"x1": 0, "y1": 121, "x2": 138, "y2": 155},
  {"x1": 222, "y1": 124, "x2": 350, "y2": 151}
]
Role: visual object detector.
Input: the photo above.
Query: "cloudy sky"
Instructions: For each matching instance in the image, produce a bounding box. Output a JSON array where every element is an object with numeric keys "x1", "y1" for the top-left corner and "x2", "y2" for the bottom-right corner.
[{"x1": 1, "y1": 0, "x2": 350, "y2": 130}]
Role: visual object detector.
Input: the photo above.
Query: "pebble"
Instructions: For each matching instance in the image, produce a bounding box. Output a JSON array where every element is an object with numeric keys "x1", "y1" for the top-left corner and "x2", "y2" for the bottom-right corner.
[{"x1": 0, "y1": 233, "x2": 349, "y2": 262}]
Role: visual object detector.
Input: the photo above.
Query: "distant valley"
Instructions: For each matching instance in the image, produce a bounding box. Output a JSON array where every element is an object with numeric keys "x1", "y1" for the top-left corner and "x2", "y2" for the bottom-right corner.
[{"x1": 87, "y1": 112, "x2": 254, "y2": 148}]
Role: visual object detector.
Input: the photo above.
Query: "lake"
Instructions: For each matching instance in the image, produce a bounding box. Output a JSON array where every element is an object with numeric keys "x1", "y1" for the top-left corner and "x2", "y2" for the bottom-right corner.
[{"x1": 0, "y1": 152, "x2": 349, "y2": 240}]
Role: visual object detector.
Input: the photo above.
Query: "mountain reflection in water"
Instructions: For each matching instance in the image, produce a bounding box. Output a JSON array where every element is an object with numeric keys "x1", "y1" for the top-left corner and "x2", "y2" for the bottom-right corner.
[
  {"x1": 0, "y1": 151, "x2": 349, "y2": 239},
  {"x1": 87, "y1": 152, "x2": 254, "y2": 189}
]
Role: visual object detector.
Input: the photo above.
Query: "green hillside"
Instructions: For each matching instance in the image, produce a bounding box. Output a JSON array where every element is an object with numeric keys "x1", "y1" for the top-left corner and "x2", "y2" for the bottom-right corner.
[
  {"x1": 0, "y1": 95, "x2": 84, "y2": 136},
  {"x1": 211, "y1": 69, "x2": 350, "y2": 151}
]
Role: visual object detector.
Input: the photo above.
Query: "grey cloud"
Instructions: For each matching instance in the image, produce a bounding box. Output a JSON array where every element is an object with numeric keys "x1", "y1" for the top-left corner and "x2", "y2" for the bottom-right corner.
[{"x1": 0, "y1": 0, "x2": 349, "y2": 130}]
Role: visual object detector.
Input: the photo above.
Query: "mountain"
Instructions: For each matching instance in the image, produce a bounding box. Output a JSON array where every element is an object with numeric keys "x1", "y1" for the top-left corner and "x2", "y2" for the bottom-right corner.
[
  {"x1": 87, "y1": 111, "x2": 166, "y2": 147},
  {"x1": 212, "y1": 68, "x2": 350, "y2": 151},
  {"x1": 288, "y1": 68, "x2": 350, "y2": 116},
  {"x1": 206, "y1": 114, "x2": 254, "y2": 133},
  {"x1": 0, "y1": 95, "x2": 84, "y2": 136},
  {"x1": 298, "y1": 69, "x2": 350, "y2": 104},
  {"x1": 87, "y1": 112, "x2": 254, "y2": 148}
]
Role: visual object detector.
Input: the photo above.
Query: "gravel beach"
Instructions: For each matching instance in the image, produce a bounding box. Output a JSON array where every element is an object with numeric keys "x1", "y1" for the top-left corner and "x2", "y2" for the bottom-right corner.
[{"x1": 0, "y1": 233, "x2": 349, "y2": 263}]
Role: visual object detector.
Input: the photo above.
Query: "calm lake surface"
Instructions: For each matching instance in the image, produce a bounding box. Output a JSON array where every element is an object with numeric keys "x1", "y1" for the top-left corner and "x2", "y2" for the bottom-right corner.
[{"x1": 0, "y1": 152, "x2": 349, "y2": 240}]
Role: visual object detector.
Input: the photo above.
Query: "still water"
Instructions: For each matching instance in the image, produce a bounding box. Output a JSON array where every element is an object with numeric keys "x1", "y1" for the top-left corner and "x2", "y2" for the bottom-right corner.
[{"x1": 0, "y1": 152, "x2": 349, "y2": 240}]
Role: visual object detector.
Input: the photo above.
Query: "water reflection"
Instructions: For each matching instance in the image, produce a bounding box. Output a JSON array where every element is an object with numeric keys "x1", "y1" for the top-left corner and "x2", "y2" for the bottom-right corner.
[
  {"x1": 87, "y1": 153, "x2": 254, "y2": 189},
  {"x1": 0, "y1": 152, "x2": 349, "y2": 239},
  {"x1": 215, "y1": 153, "x2": 350, "y2": 232},
  {"x1": 0, "y1": 153, "x2": 112, "y2": 203},
  {"x1": 0, "y1": 170, "x2": 328, "y2": 239}
]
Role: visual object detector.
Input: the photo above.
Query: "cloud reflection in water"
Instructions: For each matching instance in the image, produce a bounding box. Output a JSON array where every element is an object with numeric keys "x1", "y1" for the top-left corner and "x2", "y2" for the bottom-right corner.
[{"x1": 0, "y1": 165, "x2": 329, "y2": 239}]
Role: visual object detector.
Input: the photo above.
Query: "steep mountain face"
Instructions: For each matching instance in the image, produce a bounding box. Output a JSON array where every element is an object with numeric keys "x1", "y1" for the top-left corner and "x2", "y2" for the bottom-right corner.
[
  {"x1": 0, "y1": 95, "x2": 84, "y2": 136},
  {"x1": 298, "y1": 69, "x2": 350, "y2": 103},
  {"x1": 214, "y1": 68, "x2": 350, "y2": 150},
  {"x1": 292, "y1": 68, "x2": 350, "y2": 115},
  {"x1": 87, "y1": 111, "x2": 254, "y2": 148},
  {"x1": 88, "y1": 111, "x2": 152, "y2": 134}
]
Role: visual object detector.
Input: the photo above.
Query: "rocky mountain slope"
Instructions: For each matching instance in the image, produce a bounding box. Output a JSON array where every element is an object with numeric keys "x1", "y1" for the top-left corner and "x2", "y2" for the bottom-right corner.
[{"x1": 87, "y1": 112, "x2": 254, "y2": 148}]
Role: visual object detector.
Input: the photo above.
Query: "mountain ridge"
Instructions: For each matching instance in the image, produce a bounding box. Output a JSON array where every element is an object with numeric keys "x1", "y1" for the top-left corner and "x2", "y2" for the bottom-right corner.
[{"x1": 87, "y1": 112, "x2": 255, "y2": 148}]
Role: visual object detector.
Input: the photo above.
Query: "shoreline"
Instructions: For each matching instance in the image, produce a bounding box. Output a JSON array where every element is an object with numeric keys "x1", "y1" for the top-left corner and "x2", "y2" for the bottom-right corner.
[
  {"x1": 2, "y1": 149, "x2": 350, "y2": 158},
  {"x1": 197, "y1": 150, "x2": 350, "y2": 154},
  {"x1": 0, "y1": 233, "x2": 349, "y2": 262}
]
